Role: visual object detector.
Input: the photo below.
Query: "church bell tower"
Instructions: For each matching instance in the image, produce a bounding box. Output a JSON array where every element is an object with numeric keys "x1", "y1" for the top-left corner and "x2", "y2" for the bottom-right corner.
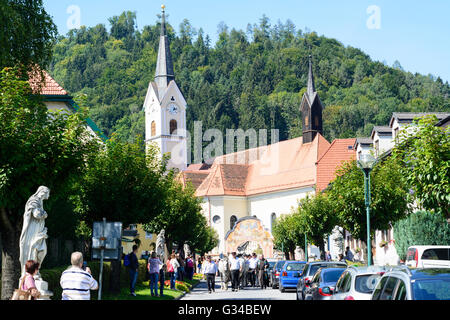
[
  {"x1": 143, "y1": 5, "x2": 188, "y2": 172},
  {"x1": 300, "y1": 55, "x2": 323, "y2": 143}
]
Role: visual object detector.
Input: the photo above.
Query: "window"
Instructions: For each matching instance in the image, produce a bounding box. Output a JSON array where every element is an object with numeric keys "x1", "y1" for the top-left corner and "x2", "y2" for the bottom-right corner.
[
  {"x1": 271, "y1": 213, "x2": 276, "y2": 231},
  {"x1": 304, "y1": 115, "x2": 309, "y2": 127},
  {"x1": 336, "y1": 272, "x2": 352, "y2": 293},
  {"x1": 394, "y1": 280, "x2": 407, "y2": 300},
  {"x1": 230, "y1": 215, "x2": 237, "y2": 230},
  {"x1": 379, "y1": 277, "x2": 399, "y2": 300},
  {"x1": 151, "y1": 121, "x2": 156, "y2": 136},
  {"x1": 394, "y1": 127, "x2": 399, "y2": 140},
  {"x1": 355, "y1": 274, "x2": 381, "y2": 293},
  {"x1": 372, "y1": 276, "x2": 389, "y2": 300},
  {"x1": 422, "y1": 249, "x2": 449, "y2": 260},
  {"x1": 212, "y1": 215, "x2": 221, "y2": 224},
  {"x1": 314, "y1": 116, "x2": 319, "y2": 127},
  {"x1": 169, "y1": 119, "x2": 177, "y2": 135}
]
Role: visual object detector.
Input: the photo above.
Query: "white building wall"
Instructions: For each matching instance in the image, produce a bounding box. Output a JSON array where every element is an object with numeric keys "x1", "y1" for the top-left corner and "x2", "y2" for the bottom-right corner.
[{"x1": 248, "y1": 187, "x2": 316, "y2": 233}]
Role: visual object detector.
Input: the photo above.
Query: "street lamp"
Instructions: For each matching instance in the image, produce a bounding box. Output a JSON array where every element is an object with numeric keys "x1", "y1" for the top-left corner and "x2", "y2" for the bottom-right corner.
[{"x1": 357, "y1": 153, "x2": 377, "y2": 266}]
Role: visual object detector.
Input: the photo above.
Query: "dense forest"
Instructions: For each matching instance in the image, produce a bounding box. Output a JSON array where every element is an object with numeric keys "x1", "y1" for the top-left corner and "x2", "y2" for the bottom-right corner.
[{"x1": 49, "y1": 11, "x2": 450, "y2": 148}]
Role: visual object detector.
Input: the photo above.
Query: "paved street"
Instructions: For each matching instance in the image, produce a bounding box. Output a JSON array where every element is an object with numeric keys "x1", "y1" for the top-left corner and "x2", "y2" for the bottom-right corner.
[{"x1": 181, "y1": 277, "x2": 296, "y2": 300}]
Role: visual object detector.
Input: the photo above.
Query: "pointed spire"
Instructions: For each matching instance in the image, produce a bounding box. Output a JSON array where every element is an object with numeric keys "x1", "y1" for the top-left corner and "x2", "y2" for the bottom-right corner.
[
  {"x1": 155, "y1": 4, "x2": 174, "y2": 96},
  {"x1": 306, "y1": 54, "x2": 316, "y2": 100}
]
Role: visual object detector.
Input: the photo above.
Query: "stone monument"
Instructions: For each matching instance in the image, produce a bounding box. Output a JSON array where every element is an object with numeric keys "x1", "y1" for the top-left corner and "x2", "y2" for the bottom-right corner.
[
  {"x1": 156, "y1": 229, "x2": 165, "y2": 261},
  {"x1": 19, "y1": 186, "x2": 53, "y2": 300}
]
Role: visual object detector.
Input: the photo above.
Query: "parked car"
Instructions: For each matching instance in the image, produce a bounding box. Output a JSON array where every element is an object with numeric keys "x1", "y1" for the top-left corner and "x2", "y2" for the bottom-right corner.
[
  {"x1": 296, "y1": 261, "x2": 347, "y2": 300},
  {"x1": 304, "y1": 267, "x2": 346, "y2": 300},
  {"x1": 332, "y1": 266, "x2": 389, "y2": 300},
  {"x1": 405, "y1": 246, "x2": 450, "y2": 268},
  {"x1": 279, "y1": 260, "x2": 306, "y2": 292},
  {"x1": 270, "y1": 260, "x2": 286, "y2": 289},
  {"x1": 371, "y1": 267, "x2": 450, "y2": 300}
]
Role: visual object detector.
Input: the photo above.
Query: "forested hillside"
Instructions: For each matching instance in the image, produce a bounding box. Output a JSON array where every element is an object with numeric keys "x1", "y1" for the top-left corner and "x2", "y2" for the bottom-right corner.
[{"x1": 49, "y1": 11, "x2": 450, "y2": 146}]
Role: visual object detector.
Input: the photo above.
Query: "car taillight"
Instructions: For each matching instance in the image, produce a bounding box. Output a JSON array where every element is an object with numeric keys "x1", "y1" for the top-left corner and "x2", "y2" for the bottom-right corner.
[
  {"x1": 282, "y1": 272, "x2": 287, "y2": 277},
  {"x1": 275, "y1": 272, "x2": 279, "y2": 276},
  {"x1": 319, "y1": 288, "x2": 332, "y2": 296},
  {"x1": 414, "y1": 249, "x2": 419, "y2": 268},
  {"x1": 344, "y1": 295, "x2": 354, "y2": 300}
]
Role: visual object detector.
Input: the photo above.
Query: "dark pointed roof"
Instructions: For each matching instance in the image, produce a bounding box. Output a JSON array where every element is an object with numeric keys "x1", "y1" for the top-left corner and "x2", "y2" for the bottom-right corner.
[
  {"x1": 306, "y1": 55, "x2": 316, "y2": 101},
  {"x1": 154, "y1": 5, "x2": 174, "y2": 96},
  {"x1": 301, "y1": 55, "x2": 322, "y2": 108}
]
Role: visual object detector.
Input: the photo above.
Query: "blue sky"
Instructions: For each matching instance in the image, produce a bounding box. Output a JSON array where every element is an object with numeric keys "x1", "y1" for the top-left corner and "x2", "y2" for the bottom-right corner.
[{"x1": 43, "y1": 0, "x2": 450, "y2": 82}]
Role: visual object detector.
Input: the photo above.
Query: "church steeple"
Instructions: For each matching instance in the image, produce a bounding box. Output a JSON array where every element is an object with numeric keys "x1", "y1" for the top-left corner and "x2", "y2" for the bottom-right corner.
[
  {"x1": 300, "y1": 54, "x2": 324, "y2": 144},
  {"x1": 155, "y1": 5, "x2": 175, "y2": 96},
  {"x1": 306, "y1": 55, "x2": 315, "y2": 101}
]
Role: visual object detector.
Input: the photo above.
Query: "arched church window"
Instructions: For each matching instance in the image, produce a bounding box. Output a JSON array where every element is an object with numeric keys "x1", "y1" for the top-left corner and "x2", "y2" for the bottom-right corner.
[
  {"x1": 170, "y1": 119, "x2": 177, "y2": 135},
  {"x1": 315, "y1": 115, "x2": 319, "y2": 127},
  {"x1": 304, "y1": 115, "x2": 309, "y2": 127},
  {"x1": 230, "y1": 215, "x2": 237, "y2": 230},
  {"x1": 271, "y1": 213, "x2": 276, "y2": 231},
  {"x1": 151, "y1": 121, "x2": 156, "y2": 136}
]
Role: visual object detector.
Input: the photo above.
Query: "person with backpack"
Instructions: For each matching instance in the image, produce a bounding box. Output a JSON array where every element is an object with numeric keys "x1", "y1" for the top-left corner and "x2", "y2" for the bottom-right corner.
[
  {"x1": 125, "y1": 245, "x2": 139, "y2": 296},
  {"x1": 185, "y1": 255, "x2": 194, "y2": 280}
]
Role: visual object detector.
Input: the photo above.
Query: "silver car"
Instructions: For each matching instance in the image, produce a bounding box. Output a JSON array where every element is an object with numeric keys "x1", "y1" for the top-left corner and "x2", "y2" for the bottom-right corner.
[{"x1": 332, "y1": 266, "x2": 389, "y2": 300}]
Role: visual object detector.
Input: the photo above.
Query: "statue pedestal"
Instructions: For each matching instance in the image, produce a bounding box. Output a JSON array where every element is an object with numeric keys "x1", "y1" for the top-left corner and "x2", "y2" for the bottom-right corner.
[{"x1": 35, "y1": 278, "x2": 53, "y2": 300}]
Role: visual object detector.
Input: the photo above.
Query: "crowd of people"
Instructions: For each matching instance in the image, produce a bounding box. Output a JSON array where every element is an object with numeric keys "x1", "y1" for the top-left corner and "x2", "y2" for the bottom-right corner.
[
  {"x1": 198, "y1": 252, "x2": 270, "y2": 294},
  {"x1": 14, "y1": 246, "x2": 359, "y2": 300}
]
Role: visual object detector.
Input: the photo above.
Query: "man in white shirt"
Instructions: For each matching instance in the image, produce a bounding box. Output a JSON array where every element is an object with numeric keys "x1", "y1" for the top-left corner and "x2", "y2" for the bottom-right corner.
[
  {"x1": 248, "y1": 253, "x2": 259, "y2": 287},
  {"x1": 202, "y1": 255, "x2": 218, "y2": 293},
  {"x1": 228, "y1": 252, "x2": 240, "y2": 292},
  {"x1": 60, "y1": 252, "x2": 98, "y2": 300}
]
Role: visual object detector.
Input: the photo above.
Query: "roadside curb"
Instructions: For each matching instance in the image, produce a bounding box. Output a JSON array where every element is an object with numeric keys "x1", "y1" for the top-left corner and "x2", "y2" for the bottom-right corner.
[{"x1": 175, "y1": 279, "x2": 202, "y2": 300}]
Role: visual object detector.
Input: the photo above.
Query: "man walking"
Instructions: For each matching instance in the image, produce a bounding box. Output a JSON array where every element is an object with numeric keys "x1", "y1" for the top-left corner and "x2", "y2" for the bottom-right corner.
[
  {"x1": 202, "y1": 256, "x2": 218, "y2": 293},
  {"x1": 229, "y1": 252, "x2": 240, "y2": 292},
  {"x1": 257, "y1": 255, "x2": 269, "y2": 289},
  {"x1": 248, "y1": 253, "x2": 259, "y2": 287},
  {"x1": 127, "y1": 245, "x2": 139, "y2": 296}
]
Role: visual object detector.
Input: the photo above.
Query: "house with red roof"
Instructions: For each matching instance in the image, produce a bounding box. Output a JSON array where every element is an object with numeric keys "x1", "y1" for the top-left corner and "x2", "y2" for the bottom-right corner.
[{"x1": 28, "y1": 69, "x2": 107, "y2": 141}]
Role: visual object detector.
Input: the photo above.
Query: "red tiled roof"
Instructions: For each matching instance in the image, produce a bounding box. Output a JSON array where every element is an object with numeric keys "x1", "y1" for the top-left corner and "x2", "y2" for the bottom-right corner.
[
  {"x1": 316, "y1": 138, "x2": 356, "y2": 192},
  {"x1": 194, "y1": 133, "x2": 331, "y2": 197},
  {"x1": 28, "y1": 70, "x2": 68, "y2": 96}
]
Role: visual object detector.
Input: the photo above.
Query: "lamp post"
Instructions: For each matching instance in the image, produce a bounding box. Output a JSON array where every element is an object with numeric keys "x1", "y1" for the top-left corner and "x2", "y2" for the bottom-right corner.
[{"x1": 357, "y1": 154, "x2": 377, "y2": 266}]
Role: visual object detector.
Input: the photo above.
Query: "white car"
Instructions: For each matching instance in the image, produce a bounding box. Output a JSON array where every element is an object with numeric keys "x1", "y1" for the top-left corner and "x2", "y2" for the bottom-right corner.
[
  {"x1": 332, "y1": 266, "x2": 389, "y2": 300},
  {"x1": 405, "y1": 246, "x2": 450, "y2": 268}
]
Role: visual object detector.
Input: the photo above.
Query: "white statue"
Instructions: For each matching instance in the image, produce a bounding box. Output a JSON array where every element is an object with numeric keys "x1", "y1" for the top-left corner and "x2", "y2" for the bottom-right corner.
[
  {"x1": 19, "y1": 186, "x2": 50, "y2": 278},
  {"x1": 156, "y1": 229, "x2": 165, "y2": 260},
  {"x1": 184, "y1": 243, "x2": 191, "y2": 257}
]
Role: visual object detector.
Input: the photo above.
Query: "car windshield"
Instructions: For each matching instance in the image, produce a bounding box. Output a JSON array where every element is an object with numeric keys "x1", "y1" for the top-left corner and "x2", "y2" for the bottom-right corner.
[
  {"x1": 355, "y1": 274, "x2": 381, "y2": 293},
  {"x1": 275, "y1": 261, "x2": 286, "y2": 270},
  {"x1": 285, "y1": 263, "x2": 304, "y2": 271},
  {"x1": 309, "y1": 263, "x2": 344, "y2": 275},
  {"x1": 412, "y1": 279, "x2": 450, "y2": 300},
  {"x1": 322, "y1": 269, "x2": 345, "y2": 283}
]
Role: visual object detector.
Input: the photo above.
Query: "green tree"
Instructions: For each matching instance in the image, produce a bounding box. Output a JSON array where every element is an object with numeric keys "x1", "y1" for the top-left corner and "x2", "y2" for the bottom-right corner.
[
  {"x1": 143, "y1": 178, "x2": 216, "y2": 256},
  {"x1": 391, "y1": 115, "x2": 450, "y2": 219},
  {"x1": 0, "y1": 0, "x2": 57, "y2": 71},
  {"x1": 327, "y1": 158, "x2": 410, "y2": 242},
  {"x1": 0, "y1": 68, "x2": 99, "y2": 299},
  {"x1": 272, "y1": 213, "x2": 305, "y2": 259},
  {"x1": 393, "y1": 210, "x2": 450, "y2": 260},
  {"x1": 294, "y1": 193, "x2": 338, "y2": 259}
]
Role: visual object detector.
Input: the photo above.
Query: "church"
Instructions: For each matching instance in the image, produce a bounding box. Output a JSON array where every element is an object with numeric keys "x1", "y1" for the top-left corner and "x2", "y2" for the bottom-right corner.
[{"x1": 144, "y1": 6, "x2": 356, "y2": 259}]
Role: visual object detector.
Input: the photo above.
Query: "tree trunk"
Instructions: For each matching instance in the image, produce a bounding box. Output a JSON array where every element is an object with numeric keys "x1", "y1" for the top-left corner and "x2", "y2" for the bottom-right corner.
[{"x1": 1, "y1": 226, "x2": 21, "y2": 300}]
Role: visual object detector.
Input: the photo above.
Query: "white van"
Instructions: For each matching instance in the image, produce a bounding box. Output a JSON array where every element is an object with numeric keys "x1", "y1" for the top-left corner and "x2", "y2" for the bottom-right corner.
[{"x1": 405, "y1": 246, "x2": 450, "y2": 268}]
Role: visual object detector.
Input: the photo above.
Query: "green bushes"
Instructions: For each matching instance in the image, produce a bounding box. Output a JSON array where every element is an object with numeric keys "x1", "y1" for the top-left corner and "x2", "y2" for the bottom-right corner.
[{"x1": 394, "y1": 211, "x2": 450, "y2": 260}]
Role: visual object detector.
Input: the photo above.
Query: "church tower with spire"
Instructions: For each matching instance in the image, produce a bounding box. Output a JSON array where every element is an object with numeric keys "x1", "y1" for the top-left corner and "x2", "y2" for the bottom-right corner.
[
  {"x1": 300, "y1": 55, "x2": 324, "y2": 143},
  {"x1": 144, "y1": 5, "x2": 188, "y2": 172}
]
